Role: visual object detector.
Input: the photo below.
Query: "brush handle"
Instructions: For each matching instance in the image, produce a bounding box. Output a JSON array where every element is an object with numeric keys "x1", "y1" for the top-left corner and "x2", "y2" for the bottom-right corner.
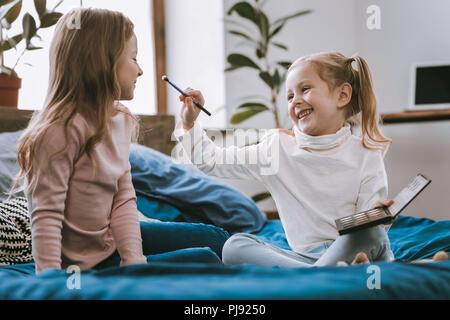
[
  {"x1": 192, "y1": 99, "x2": 212, "y2": 116},
  {"x1": 165, "y1": 78, "x2": 211, "y2": 116}
]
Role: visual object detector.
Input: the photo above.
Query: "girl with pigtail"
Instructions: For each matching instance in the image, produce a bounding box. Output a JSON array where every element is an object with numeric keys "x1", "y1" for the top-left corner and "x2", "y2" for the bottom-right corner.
[{"x1": 175, "y1": 52, "x2": 396, "y2": 267}]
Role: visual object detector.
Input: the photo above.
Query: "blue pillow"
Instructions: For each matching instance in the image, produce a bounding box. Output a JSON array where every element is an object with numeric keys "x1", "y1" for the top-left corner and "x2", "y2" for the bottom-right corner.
[
  {"x1": 129, "y1": 144, "x2": 266, "y2": 234},
  {"x1": 136, "y1": 196, "x2": 184, "y2": 222}
]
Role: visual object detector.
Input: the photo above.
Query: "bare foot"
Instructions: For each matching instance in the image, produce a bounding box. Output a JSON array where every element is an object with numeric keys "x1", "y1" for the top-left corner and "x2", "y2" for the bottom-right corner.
[
  {"x1": 432, "y1": 251, "x2": 449, "y2": 262},
  {"x1": 352, "y1": 252, "x2": 370, "y2": 264}
]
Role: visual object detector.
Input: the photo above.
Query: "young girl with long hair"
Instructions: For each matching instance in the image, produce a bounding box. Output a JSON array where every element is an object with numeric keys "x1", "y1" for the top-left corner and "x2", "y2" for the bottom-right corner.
[
  {"x1": 175, "y1": 52, "x2": 396, "y2": 267},
  {"x1": 9, "y1": 8, "x2": 228, "y2": 274}
]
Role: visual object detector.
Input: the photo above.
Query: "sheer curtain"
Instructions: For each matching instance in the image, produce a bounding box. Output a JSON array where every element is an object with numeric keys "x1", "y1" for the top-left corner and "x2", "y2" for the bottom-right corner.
[{"x1": 4, "y1": 0, "x2": 156, "y2": 114}]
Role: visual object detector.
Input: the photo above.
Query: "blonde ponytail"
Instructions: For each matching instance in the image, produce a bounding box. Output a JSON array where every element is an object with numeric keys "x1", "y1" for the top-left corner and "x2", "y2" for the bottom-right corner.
[{"x1": 350, "y1": 56, "x2": 391, "y2": 154}]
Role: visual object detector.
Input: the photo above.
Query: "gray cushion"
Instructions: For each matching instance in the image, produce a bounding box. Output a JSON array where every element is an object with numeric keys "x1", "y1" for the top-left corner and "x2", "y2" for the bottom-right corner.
[{"x1": 0, "y1": 130, "x2": 25, "y2": 201}]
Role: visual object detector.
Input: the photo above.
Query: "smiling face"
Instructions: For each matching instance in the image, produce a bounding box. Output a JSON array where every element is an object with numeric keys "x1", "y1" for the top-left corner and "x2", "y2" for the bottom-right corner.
[
  {"x1": 286, "y1": 61, "x2": 351, "y2": 136},
  {"x1": 116, "y1": 33, "x2": 143, "y2": 100}
]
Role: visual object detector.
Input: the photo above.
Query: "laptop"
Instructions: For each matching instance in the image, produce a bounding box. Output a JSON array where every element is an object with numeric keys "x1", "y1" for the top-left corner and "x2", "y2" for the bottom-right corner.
[
  {"x1": 407, "y1": 61, "x2": 450, "y2": 111},
  {"x1": 335, "y1": 174, "x2": 431, "y2": 235}
]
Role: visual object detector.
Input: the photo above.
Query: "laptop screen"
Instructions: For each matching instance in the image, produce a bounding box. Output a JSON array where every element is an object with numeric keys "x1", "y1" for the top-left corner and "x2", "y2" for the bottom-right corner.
[{"x1": 415, "y1": 65, "x2": 450, "y2": 105}]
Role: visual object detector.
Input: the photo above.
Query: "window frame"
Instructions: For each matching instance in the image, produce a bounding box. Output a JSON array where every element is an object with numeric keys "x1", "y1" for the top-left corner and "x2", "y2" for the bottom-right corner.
[{"x1": 151, "y1": 0, "x2": 167, "y2": 114}]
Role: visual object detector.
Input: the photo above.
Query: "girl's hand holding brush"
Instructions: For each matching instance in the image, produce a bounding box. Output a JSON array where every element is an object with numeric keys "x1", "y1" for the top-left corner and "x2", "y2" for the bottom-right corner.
[{"x1": 179, "y1": 88, "x2": 205, "y2": 131}]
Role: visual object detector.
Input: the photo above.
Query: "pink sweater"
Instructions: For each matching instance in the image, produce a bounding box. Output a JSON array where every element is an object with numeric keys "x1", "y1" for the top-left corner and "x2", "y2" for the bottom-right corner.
[{"x1": 26, "y1": 108, "x2": 147, "y2": 274}]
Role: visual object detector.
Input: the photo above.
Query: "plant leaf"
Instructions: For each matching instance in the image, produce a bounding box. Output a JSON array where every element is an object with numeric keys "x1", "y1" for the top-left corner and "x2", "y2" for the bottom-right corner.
[
  {"x1": 225, "y1": 66, "x2": 241, "y2": 73},
  {"x1": 0, "y1": 33, "x2": 22, "y2": 51},
  {"x1": 34, "y1": 0, "x2": 46, "y2": 17},
  {"x1": 273, "y1": 68, "x2": 281, "y2": 88},
  {"x1": 0, "y1": 0, "x2": 22, "y2": 25},
  {"x1": 0, "y1": 64, "x2": 16, "y2": 76},
  {"x1": 269, "y1": 21, "x2": 285, "y2": 39},
  {"x1": 272, "y1": 9, "x2": 312, "y2": 26},
  {"x1": 39, "y1": 11, "x2": 62, "y2": 28},
  {"x1": 227, "y1": 53, "x2": 261, "y2": 71},
  {"x1": 227, "y1": 1, "x2": 258, "y2": 25},
  {"x1": 259, "y1": 71, "x2": 273, "y2": 88},
  {"x1": 251, "y1": 192, "x2": 272, "y2": 202},
  {"x1": 237, "y1": 102, "x2": 269, "y2": 109},
  {"x1": 26, "y1": 42, "x2": 42, "y2": 50},
  {"x1": 22, "y1": 13, "x2": 37, "y2": 42},
  {"x1": 230, "y1": 106, "x2": 268, "y2": 124},
  {"x1": 277, "y1": 61, "x2": 292, "y2": 69},
  {"x1": 0, "y1": 0, "x2": 15, "y2": 6},
  {"x1": 271, "y1": 42, "x2": 288, "y2": 50},
  {"x1": 255, "y1": 47, "x2": 263, "y2": 59},
  {"x1": 257, "y1": 10, "x2": 269, "y2": 47},
  {"x1": 228, "y1": 29, "x2": 255, "y2": 42}
]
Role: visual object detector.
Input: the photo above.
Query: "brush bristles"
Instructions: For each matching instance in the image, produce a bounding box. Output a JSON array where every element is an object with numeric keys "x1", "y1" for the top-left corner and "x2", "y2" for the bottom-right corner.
[{"x1": 162, "y1": 75, "x2": 168, "y2": 81}]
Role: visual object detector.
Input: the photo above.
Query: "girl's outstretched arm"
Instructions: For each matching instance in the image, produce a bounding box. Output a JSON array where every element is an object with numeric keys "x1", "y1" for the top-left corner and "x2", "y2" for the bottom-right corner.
[
  {"x1": 174, "y1": 88, "x2": 279, "y2": 181},
  {"x1": 173, "y1": 120, "x2": 280, "y2": 181}
]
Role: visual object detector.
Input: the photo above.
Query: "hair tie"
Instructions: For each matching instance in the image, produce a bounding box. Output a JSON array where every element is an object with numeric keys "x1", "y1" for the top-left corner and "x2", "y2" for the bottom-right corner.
[{"x1": 348, "y1": 57, "x2": 358, "y2": 72}]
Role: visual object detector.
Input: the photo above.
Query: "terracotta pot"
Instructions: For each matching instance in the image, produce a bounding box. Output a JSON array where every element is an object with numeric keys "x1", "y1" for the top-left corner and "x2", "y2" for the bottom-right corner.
[{"x1": 0, "y1": 74, "x2": 22, "y2": 108}]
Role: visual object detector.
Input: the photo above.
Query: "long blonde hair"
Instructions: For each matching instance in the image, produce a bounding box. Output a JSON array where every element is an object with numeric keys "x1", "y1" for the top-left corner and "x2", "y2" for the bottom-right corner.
[
  {"x1": 288, "y1": 52, "x2": 391, "y2": 152},
  {"x1": 8, "y1": 8, "x2": 139, "y2": 199}
]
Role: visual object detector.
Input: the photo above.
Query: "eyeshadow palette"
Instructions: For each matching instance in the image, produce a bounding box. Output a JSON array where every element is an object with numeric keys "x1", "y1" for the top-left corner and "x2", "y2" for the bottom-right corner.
[{"x1": 335, "y1": 174, "x2": 431, "y2": 235}]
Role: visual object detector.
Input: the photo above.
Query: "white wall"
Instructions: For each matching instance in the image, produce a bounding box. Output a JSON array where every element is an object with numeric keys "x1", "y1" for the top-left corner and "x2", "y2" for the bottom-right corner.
[
  {"x1": 165, "y1": 0, "x2": 226, "y2": 129},
  {"x1": 217, "y1": 0, "x2": 450, "y2": 220},
  {"x1": 354, "y1": 0, "x2": 450, "y2": 221}
]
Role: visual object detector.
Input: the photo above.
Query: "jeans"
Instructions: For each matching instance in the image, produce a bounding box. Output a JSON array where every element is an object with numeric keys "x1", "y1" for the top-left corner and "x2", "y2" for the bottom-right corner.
[
  {"x1": 94, "y1": 221, "x2": 230, "y2": 270},
  {"x1": 222, "y1": 225, "x2": 393, "y2": 267}
]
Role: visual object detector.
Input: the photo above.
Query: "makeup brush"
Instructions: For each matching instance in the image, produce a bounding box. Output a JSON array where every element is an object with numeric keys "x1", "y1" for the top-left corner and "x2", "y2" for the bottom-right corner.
[{"x1": 162, "y1": 75, "x2": 211, "y2": 116}]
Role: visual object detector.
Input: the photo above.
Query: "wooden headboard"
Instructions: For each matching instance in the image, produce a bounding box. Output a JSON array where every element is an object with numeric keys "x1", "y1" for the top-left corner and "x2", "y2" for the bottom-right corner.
[{"x1": 0, "y1": 106, "x2": 176, "y2": 156}]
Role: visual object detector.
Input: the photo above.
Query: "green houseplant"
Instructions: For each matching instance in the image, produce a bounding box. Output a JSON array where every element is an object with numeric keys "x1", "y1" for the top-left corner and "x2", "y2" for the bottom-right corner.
[
  {"x1": 225, "y1": 0, "x2": 312, "y2": 128},
  {"x1": 0, "y1": 0, "x2": 64, "y2": 107}
]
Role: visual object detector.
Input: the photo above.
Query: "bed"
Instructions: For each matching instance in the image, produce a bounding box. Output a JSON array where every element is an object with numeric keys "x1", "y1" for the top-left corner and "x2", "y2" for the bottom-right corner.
[{"x1": 0, "y1": 106, "x2": 449, "y2": 300}]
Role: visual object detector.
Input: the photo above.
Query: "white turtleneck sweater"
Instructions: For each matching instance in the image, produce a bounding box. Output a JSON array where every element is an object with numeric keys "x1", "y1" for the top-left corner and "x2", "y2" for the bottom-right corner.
[{"x1": 173, "y1": 121, "x2": 388, "y2": 252}]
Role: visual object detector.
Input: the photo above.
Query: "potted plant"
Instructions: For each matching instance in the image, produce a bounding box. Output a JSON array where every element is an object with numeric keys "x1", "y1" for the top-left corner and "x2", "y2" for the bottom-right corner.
[
  {"x1": 225, "y1": 0, "x2": 312, "y2": 128},
  {"x1": 0, "y1": 0, "x2": 64, "y2": 107}
]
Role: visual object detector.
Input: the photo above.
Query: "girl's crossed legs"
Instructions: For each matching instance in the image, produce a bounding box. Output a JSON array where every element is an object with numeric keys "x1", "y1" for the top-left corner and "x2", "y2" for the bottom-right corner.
[
  {"x1": 94, "y1": 221, "x2": 230, "y2": 270},
  {"x1": 222, "y1": 225, "x2": 393, "y2": 267}
]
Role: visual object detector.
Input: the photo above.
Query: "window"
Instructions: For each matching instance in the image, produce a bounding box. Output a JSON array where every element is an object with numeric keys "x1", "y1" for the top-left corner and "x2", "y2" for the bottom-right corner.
[
  {"x1": 4, "y1": 0, "x2": 156, "y2": 114},
  {"x1": 164, "y1": 0, "x2": 226, "y2": 129}
]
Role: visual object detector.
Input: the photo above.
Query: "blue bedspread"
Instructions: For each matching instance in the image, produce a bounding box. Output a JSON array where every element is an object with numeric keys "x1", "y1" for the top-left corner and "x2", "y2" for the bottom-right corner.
[{"x1": 0, "y1": 216, "x2": 449, "y2": 299}]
